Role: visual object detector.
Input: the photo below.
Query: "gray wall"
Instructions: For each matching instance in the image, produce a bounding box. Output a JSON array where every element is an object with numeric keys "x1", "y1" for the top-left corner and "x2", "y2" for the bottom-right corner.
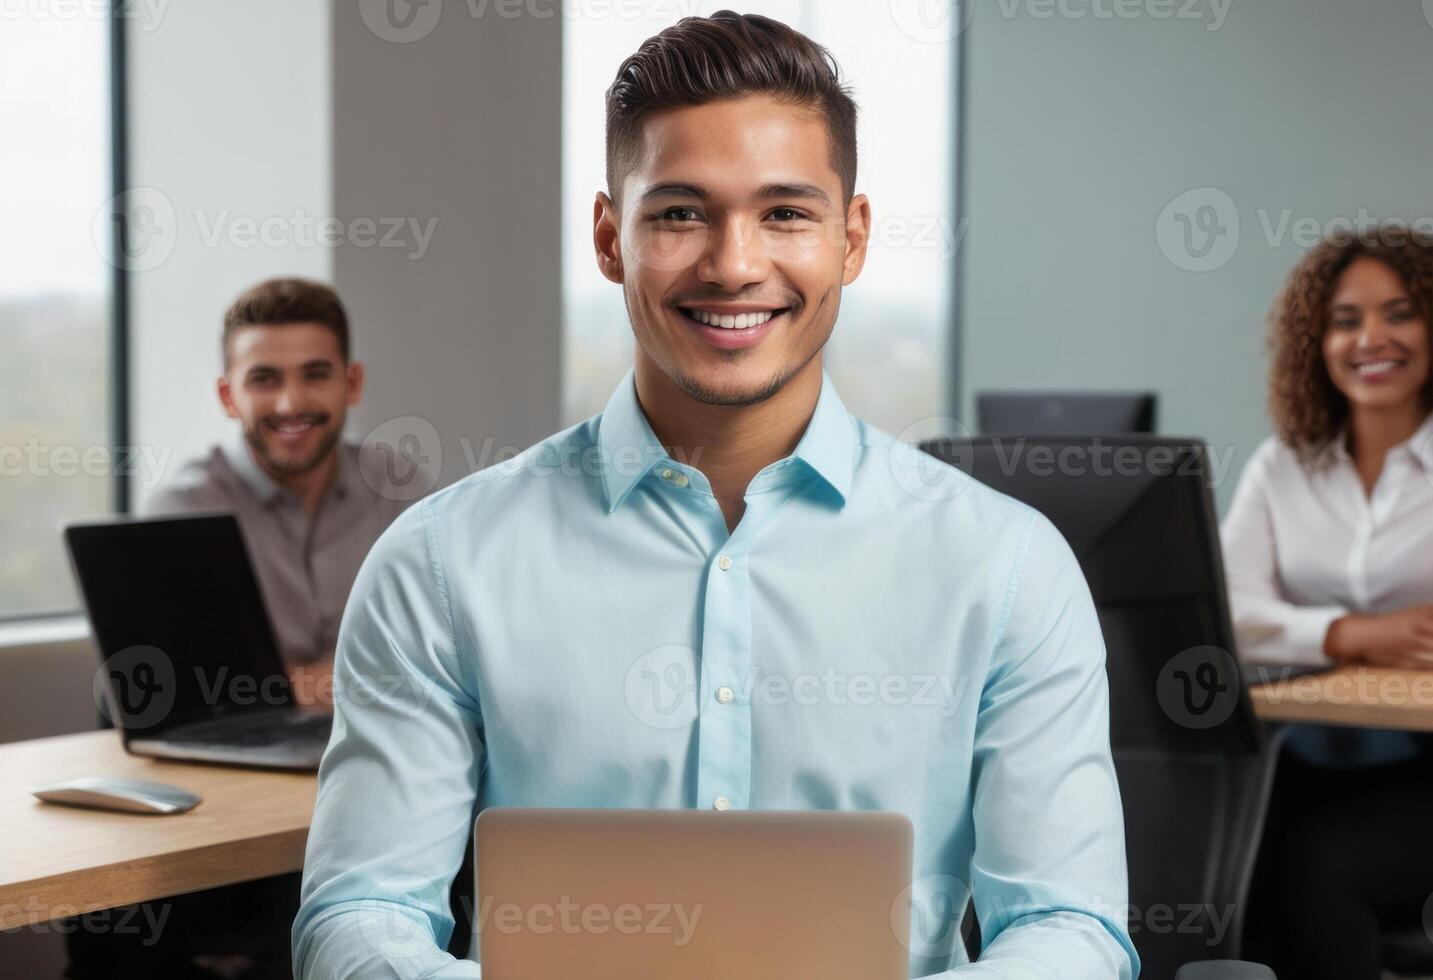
[
  {"x1": 129, "y1": 0, "x2": 332, "y2": 509},
  {"x1": 958, "y1": 0, "x2": 1433, "y2": 508},
  {"x1": 331, "y1": 2, "x2": 564, "y2": 490}
]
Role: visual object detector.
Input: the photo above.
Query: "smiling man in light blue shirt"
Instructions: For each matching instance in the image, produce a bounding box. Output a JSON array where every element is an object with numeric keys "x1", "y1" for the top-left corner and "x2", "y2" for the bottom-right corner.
[{"x1": 293, "y1": 11, "x2": 1137, "y2": 979}]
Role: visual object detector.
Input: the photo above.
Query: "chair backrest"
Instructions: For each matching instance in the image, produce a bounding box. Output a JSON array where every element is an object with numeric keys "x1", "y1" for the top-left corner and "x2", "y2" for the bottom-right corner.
[
  {"x1": 919, "y1": 436, "x2": 1275, "y2": 975},
  {"x1": 1174, "y1": 960, "x2": 1277, "y2": 980},
  {"x1": 1115, "y1": 747, "x2": 1280, "y2": 976}
]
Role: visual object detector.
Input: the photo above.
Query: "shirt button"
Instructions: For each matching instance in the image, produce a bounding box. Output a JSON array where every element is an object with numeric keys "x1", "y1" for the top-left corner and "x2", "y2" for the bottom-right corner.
[
  {"x1": 716, "y1": 686, "x2": 735, "y2": 704},
  {"x1": 712, "y1": 796, "x2": 732, "y2": 811},
  {"x1": 659, "y1": 467, "x2": 674, "y2": 481},
  {"x1": 674, "y1": 473, "x2": 690, "y2": 488},
  {"x1": 717, "y1": 555, "x2": 733, "y2": 571}
]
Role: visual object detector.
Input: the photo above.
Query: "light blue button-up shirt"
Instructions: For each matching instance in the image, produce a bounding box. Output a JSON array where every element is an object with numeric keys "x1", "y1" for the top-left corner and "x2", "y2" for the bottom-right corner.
[{"x1": 293, "y1": 371, "x2": 1139, "y2": 979}]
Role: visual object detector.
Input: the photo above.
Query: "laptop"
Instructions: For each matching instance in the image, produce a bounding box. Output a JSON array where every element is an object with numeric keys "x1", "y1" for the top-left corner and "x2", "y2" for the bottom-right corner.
[
  {"x1": 65, "y1": 514, "x2": 332, "y2": 770},
  {"x1": 474, "y1": 808, "x2": 914, "y2": 980}
]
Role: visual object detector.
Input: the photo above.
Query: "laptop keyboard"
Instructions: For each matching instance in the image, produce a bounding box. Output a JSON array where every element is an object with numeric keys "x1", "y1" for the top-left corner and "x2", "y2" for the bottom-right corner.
[{"x1": 165, "y1": 711, "x2": 331, "y2": 747}]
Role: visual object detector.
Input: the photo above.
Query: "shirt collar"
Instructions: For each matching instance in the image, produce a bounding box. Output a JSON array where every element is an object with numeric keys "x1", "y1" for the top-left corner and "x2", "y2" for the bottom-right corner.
[
  {"x1": 1316, "y1": 411, "x2": 1433, "y2": 472},
  {"x1": 595, "y1": 368, "x2": 857, "y2": 513},
  {"x1": 1403, "y1": 410, "x2": 1433, "y2": 473}
]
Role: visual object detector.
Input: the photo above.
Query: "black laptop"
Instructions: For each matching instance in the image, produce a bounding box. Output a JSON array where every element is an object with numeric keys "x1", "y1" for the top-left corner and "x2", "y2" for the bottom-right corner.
[{"x1": 65, "y1": 514, "x2": 331, "y2": 770}]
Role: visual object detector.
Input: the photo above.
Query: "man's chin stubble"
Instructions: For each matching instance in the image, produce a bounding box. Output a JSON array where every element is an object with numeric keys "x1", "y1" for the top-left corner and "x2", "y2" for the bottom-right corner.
[
  {"x1": 669, "y1": 347, "x2": 821, "y2": 408},
  {"x1": 246, "y1": 425, "x2": 342, "y2": 478}
]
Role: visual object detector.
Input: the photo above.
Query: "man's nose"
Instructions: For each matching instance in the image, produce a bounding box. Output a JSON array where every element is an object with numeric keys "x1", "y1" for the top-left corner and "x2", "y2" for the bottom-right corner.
[
  {"x1": 696, "y1": 218, "x2": 769, "y2": 292},
  {"x1": 274, "y1": 382, "x2": 303, "y2": 415}
]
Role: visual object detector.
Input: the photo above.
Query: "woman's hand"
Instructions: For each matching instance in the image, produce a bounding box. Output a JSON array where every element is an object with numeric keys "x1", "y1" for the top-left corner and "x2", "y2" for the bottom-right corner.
[{"x1": 1324, "y1": 606, "x2": 1433, "y2": 667}]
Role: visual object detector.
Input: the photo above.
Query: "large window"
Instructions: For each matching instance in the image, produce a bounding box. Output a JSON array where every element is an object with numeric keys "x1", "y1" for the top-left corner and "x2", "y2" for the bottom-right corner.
[
  {"x1": 0, "y1": 9, "x2": 117, "y2": 617},
  {"x1": 562, "y1": 1, "x2": 956, "y2": 433}
]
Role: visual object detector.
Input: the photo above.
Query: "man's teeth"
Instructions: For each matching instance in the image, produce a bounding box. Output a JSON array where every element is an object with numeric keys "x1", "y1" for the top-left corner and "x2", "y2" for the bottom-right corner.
[
  {"x1": 1356, "y1": 360, "x2": 1402, "y2": 374},
  {"x1": 686, "y1": 309, "x2": 778, "y2": 330},
  {"x1": 273, "y1": 421, "x2": 316, "y2": 434}
]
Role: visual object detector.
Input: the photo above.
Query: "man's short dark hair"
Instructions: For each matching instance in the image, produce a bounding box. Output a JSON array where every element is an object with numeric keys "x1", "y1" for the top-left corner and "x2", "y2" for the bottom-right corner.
[
  {"x1": 605, "y1": 10, "x2": 858, "y2": 207},
  {"x1": 222, "y1": 277, "x2": 350, "y2": 369}
]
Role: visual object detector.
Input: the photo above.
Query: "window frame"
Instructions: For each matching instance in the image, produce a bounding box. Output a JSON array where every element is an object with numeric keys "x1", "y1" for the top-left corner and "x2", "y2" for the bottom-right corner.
[{"x1": 0, "y1": 4, "x2": 128, "y2": 628}]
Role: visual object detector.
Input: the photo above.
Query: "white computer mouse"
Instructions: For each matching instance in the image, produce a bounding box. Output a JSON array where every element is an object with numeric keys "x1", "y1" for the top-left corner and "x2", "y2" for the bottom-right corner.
[{"x1": 30, "y1": 776, "x2": 202, "y2": 815}]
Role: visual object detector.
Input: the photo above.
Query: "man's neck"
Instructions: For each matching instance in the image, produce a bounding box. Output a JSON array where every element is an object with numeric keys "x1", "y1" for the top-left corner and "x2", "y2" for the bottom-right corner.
[
  {"x1": 252, "y1": 445, "x2": 339, "y2": 517},
  {"x1": 634, "y1": 357, "x2": 824, "y2": 533}
]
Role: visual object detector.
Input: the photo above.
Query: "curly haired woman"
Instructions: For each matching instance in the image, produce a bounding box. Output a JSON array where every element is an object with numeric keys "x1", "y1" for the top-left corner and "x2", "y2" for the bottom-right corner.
[{"x1": 1221, "y1": 226, "x2": 1433, "y2": 980}]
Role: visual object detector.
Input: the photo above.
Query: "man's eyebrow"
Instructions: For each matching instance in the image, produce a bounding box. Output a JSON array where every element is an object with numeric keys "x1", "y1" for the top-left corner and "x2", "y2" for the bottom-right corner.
[
  {"x1": 302, "y1": 359, "x2": 336, "y2": 371},
  {"x1": 756, "y1": 182, "x2": 831, "y2": 204},
  {"x1": 640, "y1": 183, "x2": 707, "y2": 203},
  {"x1": 638, "y1": 182, "x2": 833, "y2": 205}
]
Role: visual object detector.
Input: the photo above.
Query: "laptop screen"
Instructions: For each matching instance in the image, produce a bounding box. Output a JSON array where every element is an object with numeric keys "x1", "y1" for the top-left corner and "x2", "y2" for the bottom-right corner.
[{"x1": 65, "y1": 514, "x2": 294, "y2": 735}]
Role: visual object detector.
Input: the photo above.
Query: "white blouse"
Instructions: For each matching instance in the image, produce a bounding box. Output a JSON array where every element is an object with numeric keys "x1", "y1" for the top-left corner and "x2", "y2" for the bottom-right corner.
[{"x1": 1220, "y1": 412, "x2": 1433, "y2": 666}]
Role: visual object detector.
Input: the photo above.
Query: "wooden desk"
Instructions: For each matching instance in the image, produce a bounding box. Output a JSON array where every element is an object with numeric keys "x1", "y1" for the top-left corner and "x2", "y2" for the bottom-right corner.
[
  {"x1": 1249, "y1": 665, "x2": 1433, "y2": 732},
  {"x1": 0, "y1": 730, "x2": 316, "y2": 929}
]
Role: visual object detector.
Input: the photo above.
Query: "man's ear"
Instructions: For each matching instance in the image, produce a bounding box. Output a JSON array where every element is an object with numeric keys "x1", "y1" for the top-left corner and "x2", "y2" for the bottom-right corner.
[
  {"x1": 842, "y1": 193, "x2": 872, "y2": 285},
  {"x1": 345, "y1": 360, "x2": 366, "y2": 407},
  {"x1": 594, "y1": 192, "x2": 624, "y2": 285},
  {"x1": 217, "y1": 375, "x2": 241, "y2": 420}
]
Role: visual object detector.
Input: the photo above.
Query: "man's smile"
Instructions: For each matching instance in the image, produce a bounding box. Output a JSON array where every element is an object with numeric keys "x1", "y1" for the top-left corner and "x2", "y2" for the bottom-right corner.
[{"x1": 674, "y1": 302, "x2": 794, "y2": 350}]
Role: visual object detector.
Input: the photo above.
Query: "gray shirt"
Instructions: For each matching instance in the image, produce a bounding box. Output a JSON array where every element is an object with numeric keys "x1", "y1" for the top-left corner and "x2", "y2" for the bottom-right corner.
[{"x1": 144, "y1": 435, "x2": 418, "y2": 666}]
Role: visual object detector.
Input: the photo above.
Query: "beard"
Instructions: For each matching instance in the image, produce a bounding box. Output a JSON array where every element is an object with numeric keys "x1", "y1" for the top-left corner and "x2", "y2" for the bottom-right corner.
[
  {"x1": 666, "y1": 355, "x2": 807, "y2": 407},
  {"x1": 243, "y1": 414, "x2": 343, "y2": 478}
]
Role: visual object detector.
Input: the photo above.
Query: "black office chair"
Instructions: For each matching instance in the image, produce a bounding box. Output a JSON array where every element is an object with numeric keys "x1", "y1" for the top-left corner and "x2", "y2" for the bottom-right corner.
[
  {"x1": 1175, "y1": 962, "x2": 1276, "y2": 980},
  {"x1": 922, "y1": 436, "x2": 1280, "y2": 979},
  {"x1": 1382, "y1": 926, "x2": 1433, "y2": 977}
]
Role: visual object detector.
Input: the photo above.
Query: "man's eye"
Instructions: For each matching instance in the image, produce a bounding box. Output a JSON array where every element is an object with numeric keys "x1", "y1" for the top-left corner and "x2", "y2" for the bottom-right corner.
[
  {"x1": 658, "y1": 207, "x2": 700, "y2": 223},
  {"x1": 768, "y1": 207, "x2": 807, "y2": 222}
]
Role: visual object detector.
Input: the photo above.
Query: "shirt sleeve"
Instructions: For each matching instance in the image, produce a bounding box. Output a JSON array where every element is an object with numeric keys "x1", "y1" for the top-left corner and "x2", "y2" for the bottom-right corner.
[
  {"x1": 292, "y1": 496, "x2": 487, "y2": 980},
  {"x1": 1219, "y1": 446, "x2": 1346, "y2": 666},
  {"x1": 928, "y1": 513, "x2": 1138, "y2": 979}
]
